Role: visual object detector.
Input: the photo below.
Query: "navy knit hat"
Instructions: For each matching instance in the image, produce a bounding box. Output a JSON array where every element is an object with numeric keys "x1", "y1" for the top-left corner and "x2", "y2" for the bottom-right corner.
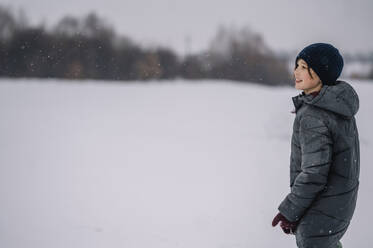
[{"x1": 295, "y1": 43, "x2": 344, "y2": 85}]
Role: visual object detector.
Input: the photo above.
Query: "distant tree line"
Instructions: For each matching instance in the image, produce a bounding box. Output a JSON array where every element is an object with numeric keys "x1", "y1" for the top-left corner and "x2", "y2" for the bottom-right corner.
[{"x1": 0, "y1": 5, "x2": 293, "y2": 85}]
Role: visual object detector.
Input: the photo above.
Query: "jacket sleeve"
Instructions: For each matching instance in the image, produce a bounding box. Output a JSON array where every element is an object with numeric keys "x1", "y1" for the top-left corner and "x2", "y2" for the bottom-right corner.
[{"x1": 278, "y1": 115, "x2": 333, "y2": 222}]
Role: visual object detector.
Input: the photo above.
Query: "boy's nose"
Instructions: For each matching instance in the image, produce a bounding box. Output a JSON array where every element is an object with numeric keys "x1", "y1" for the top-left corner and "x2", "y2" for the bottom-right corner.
[{"x1": 294, "y1": 67, "x2": 301, "y2": 76}]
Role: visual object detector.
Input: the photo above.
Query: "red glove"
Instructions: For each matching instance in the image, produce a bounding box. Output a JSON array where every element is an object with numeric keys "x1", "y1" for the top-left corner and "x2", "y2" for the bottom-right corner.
[{"x1": 272, "y1": 212, "x2": 298, "y2": 234}]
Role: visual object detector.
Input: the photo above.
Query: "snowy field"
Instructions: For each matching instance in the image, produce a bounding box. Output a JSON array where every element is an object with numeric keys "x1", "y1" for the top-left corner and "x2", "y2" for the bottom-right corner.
[{"x1": 0, "y1": 78, "x2": 372, "y2": 248}]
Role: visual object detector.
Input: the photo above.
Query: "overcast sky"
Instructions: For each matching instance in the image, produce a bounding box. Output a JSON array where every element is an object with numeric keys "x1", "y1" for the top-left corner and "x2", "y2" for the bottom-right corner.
[{"x1": 1, "y1": 0, "x2": 372, "y2": 56}]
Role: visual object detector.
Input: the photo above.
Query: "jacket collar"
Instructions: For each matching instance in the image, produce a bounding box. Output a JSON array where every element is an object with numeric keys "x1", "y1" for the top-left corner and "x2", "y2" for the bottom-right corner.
[{"x1": 291, "y1": 89, "x2": 322, "y2": 113}]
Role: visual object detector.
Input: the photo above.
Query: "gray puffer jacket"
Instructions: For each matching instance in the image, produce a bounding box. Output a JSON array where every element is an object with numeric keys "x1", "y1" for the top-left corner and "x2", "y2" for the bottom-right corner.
[{"x1": 278, "y1": 80, "x2": 360, "y2": 248}]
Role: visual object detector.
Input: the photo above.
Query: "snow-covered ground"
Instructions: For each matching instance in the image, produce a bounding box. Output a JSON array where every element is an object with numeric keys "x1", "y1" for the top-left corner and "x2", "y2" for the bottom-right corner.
[{"x1": 0, "y1": 78, "x2": 371, "y2": 248}]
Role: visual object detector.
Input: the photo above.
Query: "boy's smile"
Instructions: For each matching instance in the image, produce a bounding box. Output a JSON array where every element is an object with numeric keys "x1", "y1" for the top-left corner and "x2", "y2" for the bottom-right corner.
[{"x1": 294, "y1": 58, "x2": 322, "y2": 94}]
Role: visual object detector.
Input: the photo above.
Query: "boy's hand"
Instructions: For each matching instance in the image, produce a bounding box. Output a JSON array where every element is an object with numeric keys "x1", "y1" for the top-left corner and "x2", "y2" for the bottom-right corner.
[{"x1": 272, "y1": 212, "x2": 298, "y2": 235}]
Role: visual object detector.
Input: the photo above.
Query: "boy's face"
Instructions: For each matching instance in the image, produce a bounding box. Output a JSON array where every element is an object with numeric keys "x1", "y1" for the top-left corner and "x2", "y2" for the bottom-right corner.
[{"x1": 293, "y1": 58, "x2": 322, "y2": 94}]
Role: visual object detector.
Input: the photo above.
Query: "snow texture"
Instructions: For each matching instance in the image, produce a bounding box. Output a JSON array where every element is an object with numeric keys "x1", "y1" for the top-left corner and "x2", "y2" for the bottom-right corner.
[{"x1": 0, "y1": 78, "x2": 371, "y2": 248}]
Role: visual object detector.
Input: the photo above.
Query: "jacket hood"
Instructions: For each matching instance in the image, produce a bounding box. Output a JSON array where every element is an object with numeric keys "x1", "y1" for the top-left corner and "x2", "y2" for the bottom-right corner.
[{"x1": 292, "y1": 80, "x2": 359, "y2": 118}]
